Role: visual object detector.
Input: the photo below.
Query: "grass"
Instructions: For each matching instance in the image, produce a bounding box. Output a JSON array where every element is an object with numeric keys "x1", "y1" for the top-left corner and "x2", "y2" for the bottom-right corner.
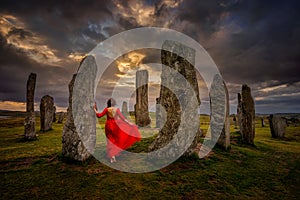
[{"x1": 0, "y1": 115, "x2": 299, "y2": 199}]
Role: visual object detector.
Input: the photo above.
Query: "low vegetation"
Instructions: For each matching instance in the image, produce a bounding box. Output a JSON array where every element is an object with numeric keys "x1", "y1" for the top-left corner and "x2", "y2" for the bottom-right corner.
[{"x1": 0, "y1": 114, "x2": 299, "y2": 199}]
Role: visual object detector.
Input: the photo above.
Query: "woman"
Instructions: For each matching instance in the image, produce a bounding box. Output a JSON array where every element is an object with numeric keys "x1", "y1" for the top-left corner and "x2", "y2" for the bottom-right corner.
[{"x1": 94, "y1": 98, "x2": 141, "y2": 163}]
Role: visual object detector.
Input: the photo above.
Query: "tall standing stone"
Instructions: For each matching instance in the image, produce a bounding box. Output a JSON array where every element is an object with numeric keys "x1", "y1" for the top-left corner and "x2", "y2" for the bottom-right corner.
[
  {"x1": 155, "y1": 97, "x2": 162, "y2": 128},
  {"x1": 237, "y1": 84, "x2": 255, "y2": 145},
  {"x1": 149, "y1": 40, "x2": 201, "y2": 157},
  {"x1": 40, "y1": 95, "x2": 54, "y2": 131},
  {"x1": 62, "y1": 56, "x2": 97, "y2": 161},
  {"x1": 57, "y1": 112, "x2": 65, "y2": 123},
  {"x1": 233, "y1": 115, "x2": 238, "y2": 129},
  {"x1": 237, "y1": 93, "x2": 242, "y2": 131},
  {"x1": 24, "y1": 73, "x2": 37, "y2": 140},
  {"x1": 261, "y1": 117, "x2": 265, "y2": 127},
  {"x1": 210, "y1": 74, "x2": 230, "y2": 149},
  {"x1": 121, "y1": 101, "x2": 129, "y2": 118},
  {"x1": 134, "y1": 70, "x2": 151, "y2": 127},
  {"x1": 53, "y1": 106, "x2": 56, "y2": 122},
  {"x1": 269, "y1": 114, "x2": 286, "y2": 138}
]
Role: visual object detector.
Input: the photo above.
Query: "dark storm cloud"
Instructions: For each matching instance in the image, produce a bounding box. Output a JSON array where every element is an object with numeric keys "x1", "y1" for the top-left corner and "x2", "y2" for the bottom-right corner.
[
  {"x1": 0, "y1": 0, "x2": 299, "y2": 113},
  {"x1": 0, "y1": 32, "x2": 74, "y2": 107},
  {"x1": 210, "y1": 0, "x2": 299, "y2": 85},
  {"x1": 255, "y1": 94, "x2": 300, "y2": 114},
  {"x1": 0, "y1": 0, "x2": 113, "y2": 55},
  {"x1": 177, "y1": 0, "x2": 226, "y2": 37},
  {"x1": 0, "y1": 0, "x2": 113, "y2": 26},
  {"x1": 0, "y1": 0, "x2": 116, "y2": 109},
  {"x1": 171, "y1": 0, "x2": 300, "y2": 113}
]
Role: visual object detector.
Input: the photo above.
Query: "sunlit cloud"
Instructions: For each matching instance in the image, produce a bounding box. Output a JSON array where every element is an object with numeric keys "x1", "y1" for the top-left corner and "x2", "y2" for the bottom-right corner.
[
  {"x1": 163, "y1": 0, "x2": 184, "y2": 8},
  {"x1": 114, "y1": 52, "x2": 161, "y2": 88},
  {"x1": 0, "y1": 15, "x2": 62, "y2": 66},
  {"x1": 0, "y1": 101, "x2": 27, "y2": 111},
  {"x1": 0, "y1": 1, "x2": 299, "y2": 114},
  {"x1": 259, "y1": 84, "x2": 287, "y2": 92},
  {"x1": 255, "y1": 97, "x2": 266, "y2": 101},
  {"x1": 262, "y1": 92, "x2": 300, "y2": 99},
  {"x1": 112, "y1": 0, "x2": 183, "y2": 27},
  {"x1": 116, "y1": 52, "x2": 146, "y2": 74},
  {"x1": 0, "y1": 14, "x2": 25, "y2": 28},
  {"x1": 113, "y1": 0, "x2": 155, "y2": 26},
  {"x1": 0, "y1": 101, "x2": 66, "y2": 112},
  {"x1": 68, "y1": 52, "x2": 87, "y2": 62},
  {"x1": 115, "y1": 57, "x2": 162, "y2": 89}
]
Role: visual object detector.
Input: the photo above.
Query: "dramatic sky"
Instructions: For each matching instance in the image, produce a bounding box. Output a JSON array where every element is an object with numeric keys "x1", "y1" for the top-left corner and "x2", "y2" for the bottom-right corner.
[{"x1": 0, "y1": 0, "x2": 299, "y2": 114}]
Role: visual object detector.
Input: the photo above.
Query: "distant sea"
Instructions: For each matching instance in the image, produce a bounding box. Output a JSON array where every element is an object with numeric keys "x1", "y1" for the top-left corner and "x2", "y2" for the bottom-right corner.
[{"x1": 0, "y1": 116, "x2": 12, "y2": 119}]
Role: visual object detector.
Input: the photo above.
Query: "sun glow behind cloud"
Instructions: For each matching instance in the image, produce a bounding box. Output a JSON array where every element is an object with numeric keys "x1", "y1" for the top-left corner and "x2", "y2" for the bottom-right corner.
[
  {"x1": 114, "y1": 51, "x2": 162, "y2": 89},
  {"x1": 0, "y1": 101, "x2": 27, "y2": 111},
  {"x1": 112, "y1": 0, "x2": 183, "y2": 27},
  {"x1": 0, "y1": 0, "x2": 299, "y2": 114},
  {"x1": 0, "y1": 101, "x2": 66, "y2": 112},
  {"x1": 95, "y1": 50, "x2": 164, "y2": 111},
  {"x1": 116, "y1": 52, "x2": 146, "y2": 74},
  {"x1": 113, "y1": 0, "x2": 155, "y2": 26},
  {"x1": 68, "y1": 53, "x2": 87, "y2": 62}
]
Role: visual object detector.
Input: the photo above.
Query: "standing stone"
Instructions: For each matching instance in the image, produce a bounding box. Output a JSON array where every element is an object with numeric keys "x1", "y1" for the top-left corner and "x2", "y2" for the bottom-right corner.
[
  {"x1": 57, "y1": 112, "x2": 65, "y2": 123},
  {"x1": 134, "y1": 70, "x2": 151, "y2": 127},
  {"x1": 237, "y1": 93, "x2": 242, "y2": 131},
  {"x1": 149, "y1": 40, "x2": 201, "y2": 157},
  {"x1": 62, "y1": 75, "x2": 82, "y2": 160},
  {"x1": 24, "y1": 73, "x2": 37, "y2": 140},
  {"x1": 155, "y1": 97, "x2": 162, "y2": 128},
  {"x1": 237, "y1": 84, "x2": 255, "y2": 145},
  {"x1": 233, "y1": 115, "x2": 238, "y2": 129},
  {"x1": 210, "y1": 74, "x2": 230, "y2": 149},
  {"x1": 269, "y1": 114, "x2": 286, "y2": 138},
  {"x1": 53, "y1": 106, "x2": 56, "y2": 122},
  {"x1": 40, "y1": 95, "x2": 54, "y2": 131},
  {"x1": 261, "y1": 117, "x2": 265, "y2": 127},
  {"x1": 62, "y1": 56, "x2": 97, "y2": 161},
  {"x1": 121, "y1": 101, "x2": 129, "y2": 118},
  {"x1": 155, "y1": 98, "x2": 160, "y2": 128}
]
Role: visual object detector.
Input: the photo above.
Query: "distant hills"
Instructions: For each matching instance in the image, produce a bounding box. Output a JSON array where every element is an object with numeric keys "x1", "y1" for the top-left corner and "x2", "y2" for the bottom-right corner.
[
  {"x1": 0, "y1": 110, "x2": 40, "y2": 117},
  {"x1": 255, "y1": 113, "x2": 300, "y2": 119},
  {"x1": 1, "y1": 110, "x2": 299, "y2": 119}
]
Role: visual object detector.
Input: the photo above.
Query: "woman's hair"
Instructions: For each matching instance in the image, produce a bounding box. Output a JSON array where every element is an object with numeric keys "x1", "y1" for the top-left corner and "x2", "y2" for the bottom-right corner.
[{"x1": 107, "y1": 98, "x2": 116, "y2": 107}]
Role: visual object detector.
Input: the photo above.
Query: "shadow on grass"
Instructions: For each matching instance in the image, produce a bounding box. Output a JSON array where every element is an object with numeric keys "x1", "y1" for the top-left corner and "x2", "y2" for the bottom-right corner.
[{"x1": 230, "y1": 131, "x2": 258, "y2": 149}]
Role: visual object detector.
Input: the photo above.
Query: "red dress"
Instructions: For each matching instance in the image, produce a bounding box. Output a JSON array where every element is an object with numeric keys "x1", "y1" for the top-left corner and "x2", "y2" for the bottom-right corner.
[{"x1": 96, "y1": 107, "x2": 141, "y2": 158}]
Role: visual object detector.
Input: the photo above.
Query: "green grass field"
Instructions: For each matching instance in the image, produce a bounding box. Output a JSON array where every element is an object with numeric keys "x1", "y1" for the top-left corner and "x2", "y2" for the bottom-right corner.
[{"x1": 0, "y1": 115, "x2": 299, "y2": 199}]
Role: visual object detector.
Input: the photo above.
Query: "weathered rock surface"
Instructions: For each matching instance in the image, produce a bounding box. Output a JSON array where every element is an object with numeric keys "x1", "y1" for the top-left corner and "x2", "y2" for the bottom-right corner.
[
  {"x1": 40, "y1": 95, "x2": 54, "y2": 131},
  {"x1": 155, "y1": 97, "x2": 164, "y2": 128},
  {"x1": 210, "y1": 74, "x2": 230, "y2": 149},
  {"x1": 237, "y1": 84, "x2": 255, "y2": 144},
  {"x1": 149, "y1": 40, "x2": 201, "y2": 157},
  {"x1": 233, "y1": 115, "x2": 238, "y2": 129},
  {"x1": 62, "y1": 56, "x2": 97, "y2": 161},
  {"x1": 53, "y1": 106, "x2": 56, "y2": 122},
  {"x1": 135, "y1": 70, "x2": 151, "y2": 127},
  {"x1": 24, "y1": 73, "x2": 36, "y2": 140},
  {"x1": 121, "y1": 101, "x2": 129, "y2": 118},
  {"x1": 237, "y1": 93, "x2": 242, "y2": 131},
  {"x1": 269, "y1": 114, "x2": 286, "y2": 138},
  {"x1": 261, "y1": 117, "x2": 265, "y2": 127},
  {"x1": 57, "y1": 112, "x2": 65, "y2": 123}
]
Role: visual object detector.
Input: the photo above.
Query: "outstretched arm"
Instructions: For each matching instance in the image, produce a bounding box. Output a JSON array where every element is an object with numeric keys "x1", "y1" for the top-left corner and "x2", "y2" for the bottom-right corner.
[{"x1": 94, "y1": 104, "x2": 107, "y2": 118}]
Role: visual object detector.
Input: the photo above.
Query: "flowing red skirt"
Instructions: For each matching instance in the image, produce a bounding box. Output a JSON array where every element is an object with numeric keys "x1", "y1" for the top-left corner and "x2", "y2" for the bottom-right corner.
[{"x1": 105, "y1": 119, "x2": 141, "y2": 158}]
